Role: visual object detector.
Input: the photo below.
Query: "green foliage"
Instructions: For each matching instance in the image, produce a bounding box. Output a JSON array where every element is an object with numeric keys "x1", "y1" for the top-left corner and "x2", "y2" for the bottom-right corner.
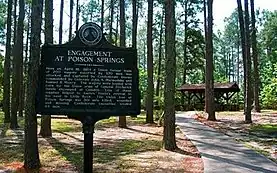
[
  {"x1": 214, "y1": 9, "x2": 240, "y2": 83},
  {"x1": 260, "y1": 11, "x2": 277, "y2": 51},
  {"x1": 0, "y1": 54, "x2": 3, "y2": 101},
  {"x1": 259, "y1": 11, "x2": 277, "y2": 89},
  {"x1": 250, "y1": 124, "x2": 277, "y2": 135},
  {"x1": 139, "y1": 68, "x2": 147, "y2": 106},
  {"x1": 258, "y1": 11, "x2": 277, "y2": 109},
  {"x1": 261, "y1": 78, "x2": 277, "y2": 109},
  {"x1": 0, "y1": 1, "x2": 6, "y2": 44},
  {"x1": 51, "y1": 120, "x2": 82, "y2": 132},
  {"x1": 175, "y1": 0, "x2": 205, "y2": 85},
  {"x1": 80, "y1": 0, "x2": 101, "y2": 24}
]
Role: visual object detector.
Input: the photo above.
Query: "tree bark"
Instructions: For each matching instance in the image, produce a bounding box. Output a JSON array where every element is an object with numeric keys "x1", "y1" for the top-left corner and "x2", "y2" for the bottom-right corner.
[
  {"x1": 132, "y1": 0, "x2": 138, "y2": 48},
  {"x1": 203, "y1": 0, "x2": 207, "y2": 41},
  {"x1": 155, "y1": 12, "x2": 164, "y2": 100},
  {"x1": 24, "y1": 6, "x2": 31, "y2": 113},
  {"x1": 13, "y1": 0, "x2": 17, "y2": 45},
  {"x1": 68, "y1": 0, "x2": 73, "y2": 41},
  {"x1": 59, "y1": 0, "x2": 64, "y2": 44},
  {"x1": 101, "y1": 0, "x2": 104, "y2": 29},
  {"x1": 18, "y1": 0, "x2": 25, "y2": 118},
  {"x1": 118, "y1": 0, "x2": 127, "y2": 128},
  {"x1": 250, "y1": 0, "x2": 260, "y2": 113},
  {"x1": 109, "y1": 0, "x2": 114, "y2": 43},
  {"x1": 205, "y1": 0, "x2": 215, "y2": 120},
  {"x1": 3, "y1": 0, "x2": 13, "y2": 123},
  {"x1": 11, "y1": 0, "x2": 25, "y2": 129},
  {"x1": 244, "y1": 0, "x2": 252, "y2": 123},
  {"x1": 115, "y1": 10, "x2": 119, "y2": 46},
  {"x1": 24, "y1": 0, "x2": 43, "y2": 168},
  {"x1": 25, "y1": 6, "x2": 31, "y2": 62},
  {"x1": 76, "y1": 0, "x2": 79, "y2": 31},
  {"x1": 181, "y1": 0, "x2": 189, "y2": 106},
  {"x1": 40, "y1": 0, "x2": 53, "y2": 138},
  {"x1": 163, "y1": 0, "x2": 177, "y2": 151},
  {"x1": 237, "y1": 0, "x2": 247, "y2": 111},
  {"x1": 146, "y1": 0, "x2": 154, "y2": 124},
  {"x1": 203, "y1": 0, "x2": 208, "y2": 111}
]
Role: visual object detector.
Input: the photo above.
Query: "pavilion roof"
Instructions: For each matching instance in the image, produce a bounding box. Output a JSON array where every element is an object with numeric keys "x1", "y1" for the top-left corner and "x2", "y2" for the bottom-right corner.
[{"x1": 177, "y1": 82, "x2": 240, "y2": 93}]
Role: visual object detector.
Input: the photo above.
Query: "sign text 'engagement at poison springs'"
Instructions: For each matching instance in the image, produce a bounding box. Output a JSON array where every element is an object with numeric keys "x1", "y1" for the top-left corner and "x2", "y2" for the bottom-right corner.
[{"x1": 37, "y1": 46, "x2": 140, "y2": 115}]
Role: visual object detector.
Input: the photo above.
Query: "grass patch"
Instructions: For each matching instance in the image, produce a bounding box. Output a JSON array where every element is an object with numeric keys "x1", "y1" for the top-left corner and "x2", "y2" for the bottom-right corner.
[
  {"x1": 0, "y1": 111, "x2": 163, "y2": 171},
  {"x1": 94, "y1": 139, "x2": 162, "y2": 164},
  {"x1": 0, "y1": 111, "x2": 4, "y2": 125},
  {"x1": 44, "y1": 137, "x2": 83, "y2": 171},
  {"x1": 51, "y1": 119, "x2": 82, "y2": 133},
  {"x1": 95, "y1": 114, "x2": 147, "y2": 128},
  {"x1": 250, "y1": 124, "x2": 277, "y2": 135},
  {"x1": 0, "y1": 142, "x2": 24, "y2": 165}
]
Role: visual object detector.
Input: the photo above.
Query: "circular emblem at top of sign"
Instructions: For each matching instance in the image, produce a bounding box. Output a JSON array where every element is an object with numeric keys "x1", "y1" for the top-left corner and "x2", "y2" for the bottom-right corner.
[{"x1": 79, "y1": 23, "x2": 103, "y2": 46}]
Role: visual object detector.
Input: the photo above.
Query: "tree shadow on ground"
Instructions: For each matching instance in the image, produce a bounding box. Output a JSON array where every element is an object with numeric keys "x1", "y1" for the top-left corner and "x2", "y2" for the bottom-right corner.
[
  {"x1": 174, "y1": 147, "x2": 201, "y2": 158},
  {"x1": 45, "y1": 137, "x2": 83, "y2": 172},
  {"x1": 126, "y1": 127, "x2": 162, "y2": 137},
  {"x1": 54, "y1": 130, "x2": 83, "y2": 142},
  {"x1": 94, "y1": 138, "x2": 162, "y2": 164},
  {"x1": 0, "y1": 123, "x2": 9, "y2": 137},
  {"x1": 46, "y1": 136, "x2": 162, "y2": 172},
  {"x1": 0, "y1": 128, "x2": 24, "y2": 165}
]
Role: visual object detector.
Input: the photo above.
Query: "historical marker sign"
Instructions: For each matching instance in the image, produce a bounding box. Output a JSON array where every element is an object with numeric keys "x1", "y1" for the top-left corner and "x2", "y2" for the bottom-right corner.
[{"x1": 36, "y1": 23, "x2": 140, "y2": 116}]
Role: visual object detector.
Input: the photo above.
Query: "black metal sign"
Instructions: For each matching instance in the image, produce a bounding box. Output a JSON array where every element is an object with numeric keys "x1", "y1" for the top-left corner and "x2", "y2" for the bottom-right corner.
[{"x1": 36, "y1": 23, "x2": 140, "y2": 116}]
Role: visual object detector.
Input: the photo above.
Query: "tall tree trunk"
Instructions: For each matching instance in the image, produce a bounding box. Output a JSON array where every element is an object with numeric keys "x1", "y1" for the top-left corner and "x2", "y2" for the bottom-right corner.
[
  {"x1": 118, "y1": 0, "x2": 127, "y2": 128},
  {"x1": 143, "y1": 41, "x2": 146, "y2": 71},
  {"x1": 163, "y1": 0, "x2": 177, "y2": 151},
  {"x1": 25, "y1": 7, "x2": 31, "y2": 62},
  {"x1": 68, "y1": 0, "x2": 73, "y2": 41},
  {"x1": 115, "y1": 11, "x2": 119, "y2": 46},
  {"x1": 11, "y1": 0, "x2": 17, "y2": 119},
  {"x1": 40, "y1": 0, "x2": 53, "y2": 138},
  {"x1": 146, "y1": 0, "x2": 154, "y2": 124},
  {"x1": 203, "y1": 0, "x2": 208, "y2": 112},
  {"x1": 203, "y1": 0, "x2": 207, "y2": 42},
  {"x1": 205, "y1": 0, "x2": 215, "y2": 120},
  {"x1": 3, "y1": 0, "x2": 13, "y2": 123},
  {"x1": 59, "y1": 0, "x2": 64, "y2": 44},
  {"x1": 18, "y1": 0, "x2": 25, "y2": 118},
  {"x1": 76, "y1": 0, "x2": 79, "y2": 31},
  {"x1": 23, "y1": 6, "x2": 31, "y2": 118},
  {"x1": 155, "y1": 12, "x2": 164, "y2": 100},
  {"x1": 101, "y1": 0, "x2": 104, "y2": 29},
  {"x1": 250, "y1": 0, "x2": 260, "y2": 113},
  {"x1": 132, "y1": 0, "x2": 138, "y2": 48},
  {"x1": 237, "y1": 0, "x2": 247, "y2": 111},
  {"x1": 237, "y1": 33, "x2": 240, "y2": 105},
  {"x1": 181, "y1": 0, "x2": 189, "y2": 105},
  {"x1": 244, "y1": 0, "x2": 252, "y2": 123},
  {"x1": 11, "y1": 0, "x2": 25, "y2": 129},
  {"x1": 109, "y1": 0, "x2": 114, "y2": 43},
  {"x1": 24, "y1": 0, "x2": 43, "y2": 169},
  {"x1": 13, "y1": 0, "x2": 17, "y2": 45}
]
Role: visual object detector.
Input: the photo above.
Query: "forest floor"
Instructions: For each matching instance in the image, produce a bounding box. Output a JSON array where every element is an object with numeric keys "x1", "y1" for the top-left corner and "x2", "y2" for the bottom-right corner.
[
  {"x1": 0, "y1": 110, "x2": 275, "y2": 172},
  {"x1": 194, "y1": 110, "x2": 277, "y2": 163},
  {"x1": 0, "y1": 114, "x2": 203, "y2": 173}
]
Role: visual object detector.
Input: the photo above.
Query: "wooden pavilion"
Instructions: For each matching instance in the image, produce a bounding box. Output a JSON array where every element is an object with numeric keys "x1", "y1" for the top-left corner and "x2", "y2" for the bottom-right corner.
[{"x1": 177, "y1": 82, "x2": 240, "y2": 111}]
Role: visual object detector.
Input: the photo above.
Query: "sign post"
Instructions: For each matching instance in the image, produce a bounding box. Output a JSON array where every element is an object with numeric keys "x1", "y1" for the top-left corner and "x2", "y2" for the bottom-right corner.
[
  {"x1": 83, "y1": 116, "x2": 94, "y2": 173},
  {"x1": 36, "y1": 23, "x2": 140, "y2": 173}
]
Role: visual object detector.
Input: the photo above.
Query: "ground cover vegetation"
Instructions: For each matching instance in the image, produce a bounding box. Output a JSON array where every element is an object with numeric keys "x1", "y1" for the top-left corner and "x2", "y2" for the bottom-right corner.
[
  {"x1": 0, "y1": 113, "x2": 203, "y2": 172},
  {"x1": 0, "y1": 0, "x2": 276, "y2": 171}
]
